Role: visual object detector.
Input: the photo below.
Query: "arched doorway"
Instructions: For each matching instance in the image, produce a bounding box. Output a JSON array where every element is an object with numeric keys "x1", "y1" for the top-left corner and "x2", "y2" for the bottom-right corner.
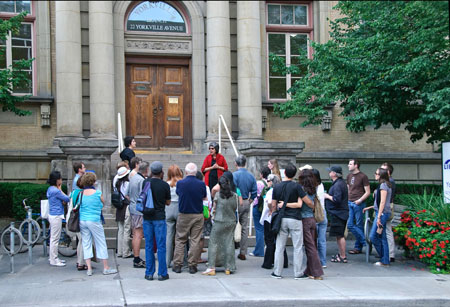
[{"x1": 124, "y1": 1, "x2": 192, "y2": 149}]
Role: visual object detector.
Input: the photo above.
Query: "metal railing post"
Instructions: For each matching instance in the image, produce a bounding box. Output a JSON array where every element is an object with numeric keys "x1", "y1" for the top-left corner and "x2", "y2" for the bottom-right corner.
[
  {"x1": 365, "y1": 210, "x2": 370, "y2": 263},
  {"x1": 42, "y1": 220, "x2": 47, "y2": 257},
  {"x1": 27, "y1": 208, "x2": 33, "y2": 265},
  {"x1": 10, "y1": 222, "x2": 15, "y2": 274},
  {"x1": 219, "y1": 115, "x2": 239, "y2": 157}
]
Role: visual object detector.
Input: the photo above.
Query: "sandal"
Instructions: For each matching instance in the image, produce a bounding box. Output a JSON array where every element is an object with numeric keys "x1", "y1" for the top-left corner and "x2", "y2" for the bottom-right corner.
[
  {"x1": 77, "y1": 264, "x2": 88, "y2": 271},
  {"x1": 331, "y1": 254, "x2": 348, "y2": 263},
  {"x1": 348, "y1": 249, "x2": 362, "y2": 254}
]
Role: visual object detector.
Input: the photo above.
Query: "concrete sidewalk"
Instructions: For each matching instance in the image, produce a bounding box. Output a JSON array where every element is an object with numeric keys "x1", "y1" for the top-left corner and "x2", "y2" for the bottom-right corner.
[{"x1": 1, "y1": 241, "x2": 450, "y2": 307}]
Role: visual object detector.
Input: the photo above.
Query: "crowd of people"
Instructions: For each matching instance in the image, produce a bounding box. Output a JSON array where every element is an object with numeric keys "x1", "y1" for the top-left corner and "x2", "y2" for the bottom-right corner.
[{"x1": 44, "y1": 136, "x2": 396, "y2": 281}]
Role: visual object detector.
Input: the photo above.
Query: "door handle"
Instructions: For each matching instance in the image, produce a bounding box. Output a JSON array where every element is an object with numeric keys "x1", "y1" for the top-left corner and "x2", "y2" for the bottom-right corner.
[
  {"x1": 153, "y1": 107, "x2": 157, "y2": 116},
  {"x1": 159, "y1": 106, "x2": 163, "y2": 111}
]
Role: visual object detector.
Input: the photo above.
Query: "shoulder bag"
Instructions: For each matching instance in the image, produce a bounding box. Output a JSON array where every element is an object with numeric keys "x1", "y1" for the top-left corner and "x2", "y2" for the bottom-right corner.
[
  {"x1": 313, "y1": 195, "x2": 325, "y2": 223},
  {"x1": 68, "y1": 191, "x2": 82, "y2": 233},
  {"x1": 234, "y1": 194, "x2": 242, "y2": 243},
  {"x1": 271, "y1": 182, "x2": 290, "y2": 235}
]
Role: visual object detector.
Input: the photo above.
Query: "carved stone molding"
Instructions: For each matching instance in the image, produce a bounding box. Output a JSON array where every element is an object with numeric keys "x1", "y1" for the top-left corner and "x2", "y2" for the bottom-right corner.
[{"x1": 125, "y1": 39, "x2": 192, "y2": 55}]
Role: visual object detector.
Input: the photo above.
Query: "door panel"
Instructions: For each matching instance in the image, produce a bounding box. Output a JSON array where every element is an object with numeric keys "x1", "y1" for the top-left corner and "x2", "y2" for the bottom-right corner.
[{"x1": 126, "y1": 61, "x2": 191, "y2": 149}]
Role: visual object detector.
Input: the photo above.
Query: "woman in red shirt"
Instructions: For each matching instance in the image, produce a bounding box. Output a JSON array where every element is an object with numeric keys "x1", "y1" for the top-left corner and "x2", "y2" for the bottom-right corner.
[{"x1": 201, "y1": 142, "x2": 228, "y2": 191}]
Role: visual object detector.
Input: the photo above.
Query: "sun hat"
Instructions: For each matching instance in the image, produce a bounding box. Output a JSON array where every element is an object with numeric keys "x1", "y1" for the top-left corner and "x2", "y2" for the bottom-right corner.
[{"x1": 116, "y1": 166, "x2": 130, "y2": 179}]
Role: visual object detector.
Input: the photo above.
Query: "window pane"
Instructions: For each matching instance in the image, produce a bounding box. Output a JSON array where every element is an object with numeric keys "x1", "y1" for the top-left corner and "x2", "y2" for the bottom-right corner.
[
  {"x1": 290, "y1": 34, "x2": 307, "y2": 56},
  {"x1": 12, "y1": 47, "x2": 31, "y2": 62},
  {"x1": 13, "y1": 71, "x2": 32, "y2": 94},
  {"x1": 0, "y1": 47, "x2": 6, "y2": 68},
  {"x1": 294, "y1": 5, "x2": 307, "y2": 25},
  {"x1": 267, "y1": 5, "x2": 280, "y2": 24},
  {"x1": 269, "y1": 78, "x2": 287, "y2": 99},
  {"x1": 268, "y1": 33, "x2": 285, "y2": 55},
  {"x1": 0, "y1": 1, "x2": 15, "y2": 13},
  {"x1": 16, "y1": 1, "x2": 31, "y2": 13},
  {"x1": 290, "y1": 57, "x2": 307, "y2": 77},
  {"x1": 269, "y1": 56, "x2": 285, "y2": 77},
  {"x1": 281, "y1": 5, "x2": 293, "y2": 25}
]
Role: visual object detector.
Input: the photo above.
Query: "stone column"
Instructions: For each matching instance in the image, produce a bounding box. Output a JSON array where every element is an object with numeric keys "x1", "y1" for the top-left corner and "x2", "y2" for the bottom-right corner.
[
  {"x1": 237, "y1": 1, "x2": 262, "y2": 140},
  {"x1": 206, "y1": 1, "x2": 231, "y2": 140},
  {"x1": 55, "y1": 1, "x2": 82, "y2": 136},
  {"x1": 89, "y1": 1, "x2": 115, "y2": 138}
]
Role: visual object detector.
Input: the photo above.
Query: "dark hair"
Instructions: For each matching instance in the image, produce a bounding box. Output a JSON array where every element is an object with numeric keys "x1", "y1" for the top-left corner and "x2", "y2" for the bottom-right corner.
[
  {"x1": 284, "y1": 163, "x2": 297, "y2": 179},
  {"x1": 195, "y1": 171, "x2": 204, "y2": 181},
  {"x1": 235, "y1": 155, "x2": 246, "y2": 167},
  {"x1": 298, "y1": 169, "x2": 317, "y2": 195},
  {"x1": 222, "y1": 171, "x2": 236, "y2": 192},
  {"x1": 77, "y1": 175, "x2": 84, "y2": 189},
  {"x1": 260, "y1": 166, "x2": 271, "y2": 179},
  {"x1": 377, "y1": 168, "x2": 391, "y2": 188},
  {"x1": 219, "y1": 176, "x2": 233, "y2": 199},
  {"x1": 350, "y1": 159, "x2": 361, "y2": 169},
  {"x1": 73, "y1": 161, "x2": 84, "y2": 174},
  {"x1": 124, "y1": 136, "x2": 134, "y2": 148},
  {"x1": 209, "y1": 142, "x2": 219, "y2": 154},
  {"x1": 381, "y1": 162, "x2": 394, "y2": 175},
  {"x1": 47, "y1": 171, "x2": 62, "y2": 186},
  {"x1": 130, "y1": 156, "x2": 142, "y2": 169},
  {"x1": 312, "y1": 169, "x2": 322, "y2": 185}
]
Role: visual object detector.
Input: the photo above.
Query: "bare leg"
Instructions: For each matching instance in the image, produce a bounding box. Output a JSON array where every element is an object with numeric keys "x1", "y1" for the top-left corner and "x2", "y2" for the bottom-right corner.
[
  {"x1": 132, "y1": 228, "x2": 143, "y2": 257},
  {"x1": 337, "y1": 237, "x2": 346, "y2": 258},
  {"x1": 102, "y1": 259, "x2": 110, "y2": 270},
  {"x1": 85, "y1": 258, "x2": 92, "y2": 271}
]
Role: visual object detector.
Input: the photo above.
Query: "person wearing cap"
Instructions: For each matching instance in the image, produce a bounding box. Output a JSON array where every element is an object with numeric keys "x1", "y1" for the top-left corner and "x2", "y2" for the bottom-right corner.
[
  {"x1": 115, "y1": 166, "x2": 132, "y2": 259},
  {"x1": 324, "y1": 166, "x2": 349, "y2": 263},
  {"x1": 141, "y1": 161, "x2": 171, "y2": 281},
  {"x1": 173, "y1": 162, "x2": 207, "y2": 274},
  {"x1": 201, "y1": 142, "x2": 228, "y2": 191},
  {"x1": 347, "y1": 159, "x2": 370, "y2": 255}
]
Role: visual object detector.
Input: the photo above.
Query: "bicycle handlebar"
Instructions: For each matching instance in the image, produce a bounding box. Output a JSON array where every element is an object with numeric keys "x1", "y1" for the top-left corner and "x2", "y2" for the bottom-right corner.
[{"x1": 23, "y1": 198, "x2": 31, "y2": 210}]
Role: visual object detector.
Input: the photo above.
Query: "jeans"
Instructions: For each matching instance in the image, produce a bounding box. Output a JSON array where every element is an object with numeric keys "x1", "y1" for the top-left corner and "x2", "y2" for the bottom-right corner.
[
  {"x1": 369, "y1": 211, "x2": 390, "y2": 265},
  {"x1": 347, "y1": 201, "x2": 366, "y2": 250},
  {"x1": 316, "y1": 213, "x2": 328, "y2": 267},
  {"x1": 143, "y1": 219, "x2": 167, "y2": 277},
  {"x1": 252, "y1": 205, "x2": 264, "y2": 256}
]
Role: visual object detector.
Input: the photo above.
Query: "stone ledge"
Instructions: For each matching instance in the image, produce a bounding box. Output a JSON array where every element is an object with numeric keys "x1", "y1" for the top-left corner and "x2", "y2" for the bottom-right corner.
[{"x1": 298, "y1": 151, "x2": 441, "y2": 162}]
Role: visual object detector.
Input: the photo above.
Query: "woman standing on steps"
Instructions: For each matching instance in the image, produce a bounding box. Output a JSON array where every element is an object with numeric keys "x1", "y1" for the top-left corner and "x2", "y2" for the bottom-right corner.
[{"x1": 201, "y1": 142, "x2": 228, "y2": 192}]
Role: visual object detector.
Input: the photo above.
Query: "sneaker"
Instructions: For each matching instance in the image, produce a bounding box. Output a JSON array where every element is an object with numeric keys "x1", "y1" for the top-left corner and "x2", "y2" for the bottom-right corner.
[
  {"x1": 87, "y1": 270, "x2": 93, "y2": 276},
  {"x1": 294, "y1": 274, "x2": 309, "y2": 280},
  {"x1": 374, "y1": 262, "x2": 389, "y2": 267},
  {"x1": 172, "y1": 265, "x2": 181, "y2": 273},
  {"x1": 158, "y1": 274, "x2": 169, "y2": 281},
  {"x1": 134, "y1": 260, "x2": 145, "y2": 268},
  {"x1": 145, "y1": 275, "x2": 154, "y2": 281},
  {"x1": 270, "y1": 272, "x2": 282, "y2": 279},
  {"x1": 103, "y1": 268, "x2": 118, "y2": 275},
  {"x1": 56, "y1": 259, "x2": 66, "y2": 264},
  {"x1": 50, "y1": 261, "x2": 66, "y2": 267},
  {"x1": 249, "y1": 252, "x2": 255, "y2": 256},
  {"x1": 322, "y1": 265, "x2": 327, "y2": 269}
]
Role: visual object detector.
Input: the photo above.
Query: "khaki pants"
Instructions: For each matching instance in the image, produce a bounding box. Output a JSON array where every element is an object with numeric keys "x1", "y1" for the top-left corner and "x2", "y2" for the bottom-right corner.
[
  {"x1": 117, "y1": 207, "x2": 132, "y2": 257},
  {"x1": 172, "y1": 213, "x2": 204, "y2": 267},
  {"x1": 238, "y1": 199, "x2": 250, "y2": 255},
  {"x1": 48, "y1": 215, "x2": 63, "y2": 264}
]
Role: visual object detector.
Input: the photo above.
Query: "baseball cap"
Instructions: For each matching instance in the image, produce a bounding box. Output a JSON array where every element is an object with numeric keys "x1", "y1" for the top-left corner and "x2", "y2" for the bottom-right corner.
[
  {"x1": 327, "y1": 165, "x2": 343, "y2": 175},
  {"x1": 151, "y1": 161, "x2": 163, "y2": 174}
]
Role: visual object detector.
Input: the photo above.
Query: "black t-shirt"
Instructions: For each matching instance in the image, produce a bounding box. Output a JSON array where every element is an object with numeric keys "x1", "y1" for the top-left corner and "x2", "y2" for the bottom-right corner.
[
  {"x1": 142, "y1": 177, "x2": 171, "y2": 220},
  {"x1": 120, "y1": 147, "x2": 135, "y2": 165},
  {"x1": 272, "y1": 181, "x2": 306, "y2": 220}
]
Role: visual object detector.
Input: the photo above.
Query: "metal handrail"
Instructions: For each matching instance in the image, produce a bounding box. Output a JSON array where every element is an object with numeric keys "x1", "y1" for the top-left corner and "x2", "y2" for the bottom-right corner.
[{"x1": 218, "y1": 114, "x2": 239, "y2": 157}]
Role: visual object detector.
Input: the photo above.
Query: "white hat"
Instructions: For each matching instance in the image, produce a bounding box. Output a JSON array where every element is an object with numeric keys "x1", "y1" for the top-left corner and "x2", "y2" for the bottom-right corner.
[
  {"x1": 299, "y1": 164, "x2": 313, "y2": 171},
  {"x1": 116, "y1": 166, "x2": 130, "y2": 179}
]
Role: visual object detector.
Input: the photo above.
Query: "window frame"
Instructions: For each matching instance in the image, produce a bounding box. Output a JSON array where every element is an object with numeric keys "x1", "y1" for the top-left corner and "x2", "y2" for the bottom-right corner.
[
  {"x1": 266, "y1": 1, "x2": 313, "y2": 102},
  {"x1": 0, "y1": 0, "x2": 36, "y2": 96}
]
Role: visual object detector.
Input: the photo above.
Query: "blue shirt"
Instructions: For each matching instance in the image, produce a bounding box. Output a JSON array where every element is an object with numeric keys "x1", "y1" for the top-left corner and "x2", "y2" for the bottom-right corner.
[
  {"x1": 176, "y1": 176, "x2": 206, "y2": 214},
  {"x1": 47, "y1": 186, "x2": 70, "y2": 216},
  {"x1": 233, "y1": 168, "x2": 257, "y2": 200},
  {"x1": 72, "y1": 174, "x2": 80, "y2": 191},
  {"x1": 301, "y1": 194, "x2": 315, "y2": 218},
  {"x1": 80, "y1": 190, "x2": 103, "y2": 222}
]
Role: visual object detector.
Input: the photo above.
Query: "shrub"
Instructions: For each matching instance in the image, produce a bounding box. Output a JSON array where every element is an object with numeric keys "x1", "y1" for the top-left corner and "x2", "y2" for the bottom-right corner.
[
  {"x1": 0, "y1": 182, "x2": 27, "y2": 217},
  {"x1": 394, "y1": 193, "x2": 450, "y2": 274}
]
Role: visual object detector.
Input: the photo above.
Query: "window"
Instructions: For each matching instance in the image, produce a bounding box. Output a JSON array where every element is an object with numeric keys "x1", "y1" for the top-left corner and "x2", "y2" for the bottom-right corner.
[
  {"x1": 266, "y1": 3, "x2": 312, "y2": 100},
  {"x1": 0, "y1": 1, "x2": 33, "y2": 95},
  {"x1": 127, "y1": 1, "x2": 186, "y2": 33}
]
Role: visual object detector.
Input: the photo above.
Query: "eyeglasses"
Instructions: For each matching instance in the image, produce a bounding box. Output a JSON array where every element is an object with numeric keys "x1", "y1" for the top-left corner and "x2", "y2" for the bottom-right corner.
[
  {"x1": 374, "y1": 173, "x2": 380, "y2": 175},
  {"x1": 209, "y1": 148, "x2": 214, "y2": 150}
]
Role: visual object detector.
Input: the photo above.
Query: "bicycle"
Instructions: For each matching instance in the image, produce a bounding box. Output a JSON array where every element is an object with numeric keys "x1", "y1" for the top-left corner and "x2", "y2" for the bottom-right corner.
[{"x1": 364, "y1": 209, "x2": 374, "y2": 261}]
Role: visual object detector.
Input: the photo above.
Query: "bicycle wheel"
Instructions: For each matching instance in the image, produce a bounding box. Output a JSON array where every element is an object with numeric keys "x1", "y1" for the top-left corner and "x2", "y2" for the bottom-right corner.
[
  {"x1": 36, "y1": 217, "x2": 50, "y2": 243},
  {"x1": 1, "y1": 225, "x2": 25, "y2": 254},
  {"x1": 19, "y1": 219, "x2": 41, "y2": 246},
  {"x1": 58, "y1": 226, "x2": 77, "y2": 257}
]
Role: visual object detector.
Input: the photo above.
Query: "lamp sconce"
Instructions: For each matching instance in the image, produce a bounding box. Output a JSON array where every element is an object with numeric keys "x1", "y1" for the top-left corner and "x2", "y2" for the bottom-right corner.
[
  {"x1": 321, "y1": 110, "x2": 332, "y2": 131},
  {"x1": 262, "y1": 108, "x2": 268, "y2": 130},
  {"x1": 40, "y1": 104, "x2": 51, "y2": 127}
]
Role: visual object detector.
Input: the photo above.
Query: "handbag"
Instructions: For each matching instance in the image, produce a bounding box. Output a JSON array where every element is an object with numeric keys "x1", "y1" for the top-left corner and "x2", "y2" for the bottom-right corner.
[
  {"x1": 271, "y1": 182, "x2": 289, "y2": 235},
  {"x1": 203, "y1": 204, "x2": 210, "y2": 219},
  {"x1": 234, "y1": 194, "x2": 242, "y2": 243},
  {"x1": 68, "y1": 191, "x2": 82, "y2": 233},
  {"x1": 313, "y1": 196, "x2": 325, "y2": 223},
  {"x1": 41, "y1": 200, "x2": 49, "y2": 219}
]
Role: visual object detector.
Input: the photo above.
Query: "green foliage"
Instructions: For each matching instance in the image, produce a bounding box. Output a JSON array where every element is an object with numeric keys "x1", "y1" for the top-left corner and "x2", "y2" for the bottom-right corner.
[
  {"x1": 398, "y1": 192, "x2": 450, "y2": 222},
  {"x1": 0, "y1": 12, "x2": 33, "y2": 116},
  {"x1": 0, "y1": 182, "x2": 67, "y2": 219},
  {"x1": 272, "y1": 1, "x2": 450, "y2": 144}
]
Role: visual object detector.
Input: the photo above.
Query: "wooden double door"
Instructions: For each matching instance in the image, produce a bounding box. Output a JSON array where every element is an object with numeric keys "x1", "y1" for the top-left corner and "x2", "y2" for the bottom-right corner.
[{"x1": 125, "y1": 60, "x2": 191, "y2": 149}]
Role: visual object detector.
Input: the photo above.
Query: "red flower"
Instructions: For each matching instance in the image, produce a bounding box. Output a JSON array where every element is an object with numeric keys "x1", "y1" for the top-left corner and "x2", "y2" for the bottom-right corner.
[
  {"x1": 446, "y1": 240, "x2": 449, "y2": 243},
  {"x1": 419, "y1": 254, "x2": 423, "y2": 259},
  {"x1": 443, "y1": 261, "x2": 446, "y2": 265},
  {"x1": 445, "y1": 256, "x2": 448, "y2": 259},
  {"x1": 436, "y1": 262, "x2": 440, "y2": 266},
  {"x1": 421, "y1": 238, "x2": 427, "y2": 243},
  {"x1": 431, "y1": 250, "x2": 436, "y2": 255},
  {"x1": 427, "y1": 253, "x2": 431, "y2": 257}
]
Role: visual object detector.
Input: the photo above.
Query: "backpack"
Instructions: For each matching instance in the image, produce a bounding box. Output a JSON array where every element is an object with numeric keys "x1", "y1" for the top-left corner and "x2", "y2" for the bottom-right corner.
[
  {"x1": 111, "y1": 181, "x2": 129, "y2": 210},
  {"x1": 257, "y1": 180, "x2": 269, "y2": 213},
  {"x1": 136, "y1": 181, "x2": 155, "y2": 215}
]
